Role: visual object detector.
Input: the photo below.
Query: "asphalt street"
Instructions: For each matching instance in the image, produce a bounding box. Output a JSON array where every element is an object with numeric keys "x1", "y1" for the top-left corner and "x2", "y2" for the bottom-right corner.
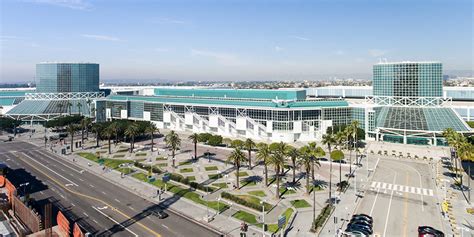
[
  {"x1": 354, "y1": 157, "x2": 444, "y2": 236},
  {"x1": 0, "y1": 140, "x2": 221, "y2": 237}
]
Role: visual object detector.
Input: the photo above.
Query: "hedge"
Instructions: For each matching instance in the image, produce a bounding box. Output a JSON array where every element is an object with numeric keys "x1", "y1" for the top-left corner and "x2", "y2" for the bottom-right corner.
[
  {"x1": 312, "y1": 204, "x2": 334, "y2": 232},
  {"x1": 169, "y1": 172, "x2": 216, "y2": 193},
  {"x1": 134, "y1": 161, "x2": 163, "y2": 174},
  {"x1": 221, "y1": 191, "x2": 271, "y2": 212}
]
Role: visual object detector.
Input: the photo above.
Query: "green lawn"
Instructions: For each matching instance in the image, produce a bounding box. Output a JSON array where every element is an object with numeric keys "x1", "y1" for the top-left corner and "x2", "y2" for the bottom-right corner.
[
  {"x1": 212, "y1": 183, "x2": 228, "y2": 189},
  {"x1": 248, "y1": 190, "x2": 266, "y2": 197},
  {"x1": 156, "y1": 157, "x2": 167, "y2": 161},
  {"x1": 77, "y1": 152, "x2": 132, "y2": 170},
  {"x1": 279, "y1": 187, "x2": 296, "y2": 195},
  {"x1": 132, "y1": 172, "x2": 228, "y2": 212},
  {"x1": 135, "y1": 153, "x2": 147, "y2": 157},
  {"x1": 179, "y1": 168, "x2": 194, "y2": 173},
  {"x1": 156, "y1": 163, "x2": 167, "y2": 167},
  {"x1": 204, "y1": 166, "x2": 218, "y2": 171},
  {"x1": 267, "y1": 208, "x2": 294, "y2": 233},
  {"x1": 237, "y1": 195, "x2": 272, "y2": 210},
  {"x1": 113, "y1": 154, "x2": 126, "y2": 158},
  {"x1": 236, "y1": 171, "x2": 249, "y2": 177},
  {"x1": 232, "y1": 210, "x2": 258, "y2": 225},
  {"x1": 77, "y1": 152, "x2": 99, "y2": 162},
  {"x1": 97, "y1": 150, "x2": 108, "y2": 154},
  {"x1": 290, "y1": 199, "x2": 311, "y2": 208},
  {"x1": 186, "y1": 176, "x2": 196, "y2": 181},
  {"x1": 178, "y1": 160, "x2": 193, "y2": 166},
  {"x1": 117, "y1": 148, "x2": 129, "y2": 153},
  {"x1": 208, "y1": 174, "x2": 222, "y2": 180},
  {"x1": 241, "y1": 180, "x2": 257, "y2": 187}
]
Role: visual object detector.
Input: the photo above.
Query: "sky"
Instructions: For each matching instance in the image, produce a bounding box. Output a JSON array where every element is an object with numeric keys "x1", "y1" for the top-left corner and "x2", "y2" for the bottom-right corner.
[{"x1": 0, "y1": 0, "x2": 472, "y2": 82}]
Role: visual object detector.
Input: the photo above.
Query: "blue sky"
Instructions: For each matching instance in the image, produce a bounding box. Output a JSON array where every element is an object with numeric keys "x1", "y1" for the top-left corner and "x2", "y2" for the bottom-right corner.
[{"x1": 1, "y1": 0, "x2": 472, "y2": 82}]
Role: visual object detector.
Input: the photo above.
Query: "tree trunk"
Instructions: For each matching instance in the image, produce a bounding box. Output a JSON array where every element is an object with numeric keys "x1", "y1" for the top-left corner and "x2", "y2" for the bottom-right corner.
[
  {"x1": 328, "y1": 145, "x2": 332, "y2": 201},
  {"x1": 306, "y1": 168, "x2": 310, "y2": 194},
  {"x1": 130, "y1": 137, "x2": 133, "y2": 153},
  {"x1": 311, "y1": 159, "x2": 315, "y2": 181},
  {"x1": 151, "y1": 132, "x2": 154, "y2": 152},
  {"x1": 108, "y1": 138, "x2": 111, "y2": 154},
  {"x1": 96, "y1": 132, "x2": 100, "y2": 147},
  {"x1": 248, "y1": 150, "x2": 252, "y2": 169},
  {"x1": 339, "y1": 159, "x2": 342, "y2": 185},
  {"x1": 172, "y1": 149, "x2": 176, "y2": 167},
  {"x1": 349, "y1": 147, "x2": 352, "y2": 174},
  {"x1": 194, "y1": 141, "x2": 197, "y2": 160},
  {"x1": 236, "y1": 165, "x2": 240, "y2": 189},
  {"x1": 264, "y1": 163, "x2": 268, "y2": 186},
  {"x1": 81, "y1": 128, "x2": 84, "y2": 145},
  {"x1": 292, "y1": 158, "x2": 296, "y2": 183},
  {"x1": 276, "y1": 166, "x2": 280, "y2": 200}
]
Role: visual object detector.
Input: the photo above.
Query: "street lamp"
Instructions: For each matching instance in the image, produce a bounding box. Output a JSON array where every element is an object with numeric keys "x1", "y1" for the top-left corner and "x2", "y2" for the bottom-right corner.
[
  {"x1": 260, "y1": 200, "x2": 266, "y2": 237},
  {"x1": 216, "y1": 197, "x2": 221, "y2": 216}
]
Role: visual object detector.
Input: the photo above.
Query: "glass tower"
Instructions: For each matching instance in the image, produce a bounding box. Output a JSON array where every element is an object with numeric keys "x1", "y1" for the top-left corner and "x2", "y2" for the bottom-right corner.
[
  {"x1": 373, "y1": 62, "x2": 442, "y2": 97},
  {"x1": 36, "y1": 63, "x2": 99, "y2": 93}
]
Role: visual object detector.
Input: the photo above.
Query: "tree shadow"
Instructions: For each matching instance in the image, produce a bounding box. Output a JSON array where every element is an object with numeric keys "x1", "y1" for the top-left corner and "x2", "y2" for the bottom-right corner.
[{"x1": 240, "y1": 175, "x2": 262, "y2": 189}]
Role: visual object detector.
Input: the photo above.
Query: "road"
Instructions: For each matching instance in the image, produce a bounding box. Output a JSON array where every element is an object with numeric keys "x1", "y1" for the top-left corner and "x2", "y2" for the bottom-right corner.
[
  {"x1": 0, "y1": 140, "x2": 221, "y2": 237},
  {"x1": 354, "y1": 157, "x2": 444, "y2": 236}
]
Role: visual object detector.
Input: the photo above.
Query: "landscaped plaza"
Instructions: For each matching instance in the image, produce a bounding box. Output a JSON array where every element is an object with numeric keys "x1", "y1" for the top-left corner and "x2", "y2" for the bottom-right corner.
[{"x1": 6, "y1": 115, "x2": 471, "y2": 236}]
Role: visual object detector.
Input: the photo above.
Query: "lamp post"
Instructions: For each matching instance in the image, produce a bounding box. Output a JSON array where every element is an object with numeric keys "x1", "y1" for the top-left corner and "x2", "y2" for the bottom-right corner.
[
  {"x1": 217, "y1": 197, "x2": 221, "y2": 216},
  {"x1": 260, "y1": 200, "x2": 266, "y2": 237}
]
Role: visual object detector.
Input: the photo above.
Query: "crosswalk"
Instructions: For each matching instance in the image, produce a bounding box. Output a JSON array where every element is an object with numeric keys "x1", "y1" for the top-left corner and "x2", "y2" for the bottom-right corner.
[{"x1": 370, "y1": 181, "x2": 434, "y2": 196}]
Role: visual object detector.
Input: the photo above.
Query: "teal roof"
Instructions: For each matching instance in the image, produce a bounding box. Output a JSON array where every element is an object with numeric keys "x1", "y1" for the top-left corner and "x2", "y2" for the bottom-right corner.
[
  {"x1": 7, "y1": 99, "x2": 92, "y2": 115},
  {"x1": 106, "y1": 95, "x2": 348, "y2": 108},
  {"x1": 0, "y1": 90, "x2": 31, "y2": 105},
  {"x1": 376, "y1": 107, "x2": 470, "y2": 132},
  {"x1": 0, "y1": 90, "x2": 32, "y2": 97},
  {"x1": 154, "y1": 88, "x2": 307, "y2": 100}
]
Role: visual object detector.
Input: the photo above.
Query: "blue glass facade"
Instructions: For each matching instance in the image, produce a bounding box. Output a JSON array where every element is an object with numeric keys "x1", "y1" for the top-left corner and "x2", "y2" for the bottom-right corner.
[
  {"x1": 373, "y1": 62, "x2": 442, "y2": 97},
  {"x1": 36, "y1": 63, "x2": 99, "y2": 93}
]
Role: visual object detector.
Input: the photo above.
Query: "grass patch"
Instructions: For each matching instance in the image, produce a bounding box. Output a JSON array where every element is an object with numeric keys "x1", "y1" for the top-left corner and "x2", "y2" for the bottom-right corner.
[
  {"x1": 205, "y1": 166, "x2": 218, "y2": 171},
  {"x1": 77, "y1": 152, "x2": 99, "y2": 162},
  {"x1": 232, "y1": 210, "x2": 258, "y2": 225},
  {"x1": 156, "y1": 156, "x2": 167, "y2": 161},
  {"x1": 291, "y1": 199, "x2": 311, "y2": 208},
  {"x1": 236, "y1": 171, "x2": 249, "y2": 177},
  {"x1": 113, "y1": 154, "x2": 126, "y2": 158},
  {"x1": 236, "y1": 195, "x2": 272, "y2": 210},
  {"x1": 208, "y1": 174, "x2": 222, "y2": 180},
  {"x1": 279, "y1": 187, "x2": 297, "y2": 195},
  {"x1": 241, "y1": 180, "x2": 257, "y2": 187},
  {"x1": 77, "y1": 152, "x2": 132, "y2": 170},
  {"x1": 178, "y1": 160, "x2": 193, "y2": 166},
  {"x1": 186, "y1": 176, "x2": 196, "y2": 182},
  {"x1": 212, "y1": 183, "x2": 228, "y2": 189},
  {"x1": 135, "y1": 153, "x2": 147, "y2": 157},
  {"x1": 248, "y1": 190, "x2": 266, "y2": 197},
  {"x1": 156, "y1": 163, "x2": 167, "y2": 167},
  {"x1": 97, "y1": 150, "x2": 108, "y2": 154},
  {"x1": 116, "y1": 167, "x2": 134, "y2": 175},
  {"x1": 268, "y1": 208, "x2": 294, "y2": 233},
  {"x1": 117, "y1": 148, "x2": 128, "y2": 153},
  {"x1": 180, "y1": 168, "x2": 194, "y2": 173}
]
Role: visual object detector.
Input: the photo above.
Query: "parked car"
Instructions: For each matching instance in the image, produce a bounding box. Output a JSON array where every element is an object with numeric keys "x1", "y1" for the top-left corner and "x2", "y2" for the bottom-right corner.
[
  {"x1": 349, "y1": 219, "x2": 372, "y2": 227},
  {"x1": 353, "y1": 214, "x2": 373, "y2": 223},
  {"x1": 351, "y1": 215, "x2": 373, "y2": 225},
  {"x1": 345, "y1": 226, "x2": 371, "y2": 236},
  {"x1": 418, "y1": 226, "x2": 444, "y2": 237},
  {"x1": 346, "y1": 223, "x2": 372, "y2": 235}
]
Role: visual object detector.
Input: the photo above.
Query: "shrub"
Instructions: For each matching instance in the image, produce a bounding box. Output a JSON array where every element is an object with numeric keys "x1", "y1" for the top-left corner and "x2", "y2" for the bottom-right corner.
[
  {"x1": 231, "y1": 139, "x2": 244, "y2": 149},
  {"x1": 207, "y1": 135, "x2": 223, "y2": 146},
  {"x1": 312, "y1": 204, "x2": 334, "y2": 232},
  {"x1": 134, "y1": 161, "x2": 163, "y2": 174},
  {"x1": 198, "y1": 133, "x2": 212, "y2": 143},
  {"x1": 169, "y1": 172, "x2": 216, "y2": 193},
  {"x1": 221, "y1": 191, "x2": 271, "y2": 212}
]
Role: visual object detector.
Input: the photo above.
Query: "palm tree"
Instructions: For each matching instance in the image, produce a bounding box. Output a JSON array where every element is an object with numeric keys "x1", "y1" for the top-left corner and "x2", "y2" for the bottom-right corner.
[
  {"x1": 322, "y1": 133, "x2": 336, "y2": 201},
  {"x1": 286, "y1": 145, "x2": 299, "y2": 184},
  {"x1": 108, "y1": 121, "x2": 119, "y2": 145},
  {"x1": 350, "y1": 120, "x2": 360, "y2": 168},
  {"x1": 77, "y1": 102, "x2": 83, "y2": 116},
  {"x1": 103, "y1": 125, "x2": 114, "y2": 154},
  {"x1": 91, "y1": 123, "x2": 102, "y2": 147},
  {"x1": 124, "y1": 122, "x2": 139, "y2": 153},
  {"x1": 244, "y1": 138, "x2": 256, "y2": 169},
  {"x1": 336, "y1": 130, "x2": 347, "y2": 183},
  {"x1": 145, "y1": 122, "x2": 159, "y2": 152},
  {"x1": 188, "y1": 133, "x2": 199, "y2": 160},
  {"x1": 80, "y1": 117, "x2": 91, "y2": 146},
  {"x1": 67, "y1": 102, "x2": 73, "y2": 115},
  {"x1": 86, "y1": 98, "x2": 92, "y2": 116},
  {"x1": 298, "y1": 146, "x2": 313, "y2": 194},
  {"x1": 56, "y1": 103, "x2": 64, "y2": 116},
  {"x1": 165, "y1": 131, "x2": 181, "y2": 167},
  {"x1": 256, "y1": 143, "x2": 271, "y2": 186},
  {"x1": 268, "y1": 142, "x2": 287, "y2": 200},
  {"x1": 307, "y1": 142, "x2": 318, "y2": 181},
  {"x1": 331, "y1": 150, "x2": 345, "y2": 185},
  {"x1": 227, "y1": 148, "x2": 246, "y2": 189},
  {"x1": 66, "y1": 124, "x2": 77, "y2": 152}
]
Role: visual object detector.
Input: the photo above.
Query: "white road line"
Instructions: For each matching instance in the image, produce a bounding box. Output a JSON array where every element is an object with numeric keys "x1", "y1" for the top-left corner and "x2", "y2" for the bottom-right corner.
[
  {"x1": 405, "y1": 186, "x2": 410, "y2": 192},
  {"x1": 428, "y1": 190, "x2": 434, "y2": 196},
  {"x1": 89, "y1": 184, "x2": 94, "y2": 188},
  {"x1": 79, "y1": 178, "x2": 84, "y2": 182},
  {"x1": 129, "y1": 206, "x2": 135, "y2": 211},
  {"x1": 411, "y1": 187, "x2": 416, "y2": 194},
  {"x1": 416, "y1": 188, "x2": 422, "y2": 195},
  {"x1": 35, "y1": 150, "x2": 84, "y2": 174},
  {"x1": 392, "y1": 184, "x2": 398, "y2": 191},
  {"x1": 383, "y1": 174, "x2": 397, "y2": 237},
  {"x1": 398, "y1": 185, "x2": 404, "y2": 192},
  {"x1": 381, "y1": 183, "x2": 387, "y2": 189},
  {"x1": 71, "y1": 203, "x2": 75, "y2": 207},
  {"x1": 93, "y1": 219, "x2": 99, "y2": 224},
  {"x1": 83, "y1": 212, "x2": 89, "y2": 217},
  {"x1": 92, "y1": 206, "x2": 138, "y2": 237},
  {"x1": 376, "y1": 182, "x2": 381, "y2": 189},
  {"x1": 422, "y1": 189, "x2": 428, "y2": 196},
  {"x1": 371, "y1": 182, "x2": 376, "y2": 188},
  {"x1": 162, "y1": 224, "x2": 169, "y2": 229},
  {"x1": 60, "y1": 194, "x2": 65, "y2": 199},
  {"x1": 21, "y1": 153, "x2": 79, "y2": 187},
  {"x1": 369, "y1": 187, "x2": 380, "y2": 216},
  {"x1": 102, "y1": 191, "x2": 107, "y2": 195},
  {"x1": 114, "y1": 199, "x2": 121, "y2": 203}
]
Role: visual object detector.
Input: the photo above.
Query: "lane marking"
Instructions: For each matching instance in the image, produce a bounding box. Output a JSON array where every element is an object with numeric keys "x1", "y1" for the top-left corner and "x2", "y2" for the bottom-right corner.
[
  {"x1": 83, "y1": 212, "x2": 89, "y2": 217},
  {"x1": 416, "y1": 188, "x2": 422, "y2": 195},
  {"x1": 115, "y1": 199, "x2": 121, "y2": 203},
  {"x1": 387, "y1": 184, "x2": 392, "y2": 190},
  {"x1": 383, "y1": 174, "x2": 397, "y2": 237},
  {"x1": 382, "y1": 183, "x2": 387, "y2": 189},
  {"x1": 89, "y1": 184, "x2": 95, "y2": 188},
  {"x1": 21, "y1": 153, "x2": 78, "y2": 186},
  {"x1": 92, "y1": 206, "x2": 139, "y2": 237},
  {"x1": 428, "y1": 190, "x2": 434, "y2": 196},
  {"x1": 14, "y1": 152, "x2": 161, "y2": 237},
  {"x1": 371, "y1": 182, "x2": 376, "y2": 188},
  {"x1": 369, "y1": 187, "x2": 380, "y2": 216},
  {"x1": 161, "y1": 224, "x2": 169, "y2": 230}
]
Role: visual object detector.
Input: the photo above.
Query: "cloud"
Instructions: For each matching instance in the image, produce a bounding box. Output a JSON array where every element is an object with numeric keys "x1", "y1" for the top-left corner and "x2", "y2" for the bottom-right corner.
[
  {"x1": 368, "y1": 49, "x2": 388, "y2": 57},
  {"x1": 191, "y1": 49, "x2": 241, "y2": 65},
  {"x1": 25, "y1": 0, "x2": 92, "y2": 10},
  {"x1": 81, "y1": 34, "x2": 120, "y2": 41},
  {"x1": 274, "y1": 46, "x2": 284, "y2": 52},
  {"x1": 335, "y1": 50, "x2": 344, "y2": 55},
  {"x1": 150, "y1": 17, "x2": 188, "y2": 24},
  {"x1": 289, "y1": 35, "x2": 310, "y2": 41}
]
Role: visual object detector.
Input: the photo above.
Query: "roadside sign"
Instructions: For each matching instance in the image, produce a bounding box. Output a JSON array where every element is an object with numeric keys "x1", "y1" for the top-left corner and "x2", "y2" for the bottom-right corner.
[
  {"x1": 163, "y1": 173, "x2": 170, "y2": 183},
  {"x1": 278, "y1": 215, "x2": 286, "y2": 228}
]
